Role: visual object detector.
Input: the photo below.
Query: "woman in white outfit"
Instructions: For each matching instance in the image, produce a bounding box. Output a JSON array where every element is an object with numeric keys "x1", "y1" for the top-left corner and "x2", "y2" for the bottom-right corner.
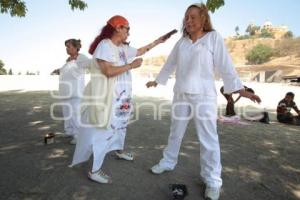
[
  {"x1": 146, "y1": 4, "x2": 261, "y2": 200},
  {"x1": 70, "y1": 15, "x2": 169, "y2": 184},
  {"x1": 52, "y1": 39, "x2": 89, "y2": 145}
]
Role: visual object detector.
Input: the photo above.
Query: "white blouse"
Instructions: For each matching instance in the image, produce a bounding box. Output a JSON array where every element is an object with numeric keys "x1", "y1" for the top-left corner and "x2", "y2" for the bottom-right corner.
[
  {"x1": 155, "y1": 31, "x2": 243, "y2": 96},
  {"x1": 93, "y1": 39, "x2": 137, "y2": 96},
  {"x1": 59, "y1": 54, "x2": 89, "y2": 99}
]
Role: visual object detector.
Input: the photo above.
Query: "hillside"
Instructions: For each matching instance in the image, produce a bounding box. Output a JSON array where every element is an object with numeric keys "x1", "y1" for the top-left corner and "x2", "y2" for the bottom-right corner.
[
  {"x1": 230, "y1": 37, "x2": 300, "y2": 81},
  {"x1": 225, "y1": 38, "x2": 276, "y2": 66},
  {"x1": 143, "y1": 37, "x2": 300, "y2": 82}
]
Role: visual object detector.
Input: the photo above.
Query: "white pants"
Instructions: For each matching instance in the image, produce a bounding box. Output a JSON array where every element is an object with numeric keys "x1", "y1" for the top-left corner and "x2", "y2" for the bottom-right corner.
[
  {"x1": 159, "y1": 93, "x2": 222, "y2": 188},
  {"x1": 62, "y1": 98, "x2": 81, "y2": 138}
]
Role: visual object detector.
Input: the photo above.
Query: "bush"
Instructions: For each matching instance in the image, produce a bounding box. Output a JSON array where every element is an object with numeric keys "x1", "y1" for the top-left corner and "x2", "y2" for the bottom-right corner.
[
  {"x1": 0, "y1": 68, "x2": 7, "y2": 75},
  {"x1": 259, "y1": 29, "x2": 274, "y2": 38},
  {"x1": 284, "y1": 31, "x2": 293, "y2": 39},
  {"x1": 0, "y1": 59, "x2": 7, "y2": 75},
  {"x1": 235, "y1": 35, "x2": 251, "y2": 40},
  {"x1": 246, "y1": 44, "x2": 274, "y2": 64},
  {"x1": 246, "y1": 25, "x2": 260, "y2": 36}
]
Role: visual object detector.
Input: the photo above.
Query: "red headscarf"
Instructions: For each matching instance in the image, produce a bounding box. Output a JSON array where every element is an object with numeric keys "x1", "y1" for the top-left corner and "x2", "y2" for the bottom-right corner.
[
  {"x1": 107, "y1": 15, "x2": 129, "y2": 28},
  {"x1": 89, "y1": 15, "x2": 129, "y2": 55}
]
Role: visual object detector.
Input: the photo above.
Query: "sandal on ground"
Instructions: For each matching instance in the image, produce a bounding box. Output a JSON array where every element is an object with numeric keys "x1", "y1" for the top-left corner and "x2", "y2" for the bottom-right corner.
[{"x1": 115, "y1": 151, "x2": 134, "y2": 161}]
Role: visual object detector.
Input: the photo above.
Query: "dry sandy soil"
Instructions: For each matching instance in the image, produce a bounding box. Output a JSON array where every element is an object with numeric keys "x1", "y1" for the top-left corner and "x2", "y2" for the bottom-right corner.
[{"x1": 0, "y1": 89, "x2": 299, "y2": 200}]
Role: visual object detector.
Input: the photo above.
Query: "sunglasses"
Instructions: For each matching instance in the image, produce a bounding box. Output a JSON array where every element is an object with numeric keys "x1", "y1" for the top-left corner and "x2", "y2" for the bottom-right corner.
[{"x1": 122, "y1": 26, "x2": 130, "y2": 32}]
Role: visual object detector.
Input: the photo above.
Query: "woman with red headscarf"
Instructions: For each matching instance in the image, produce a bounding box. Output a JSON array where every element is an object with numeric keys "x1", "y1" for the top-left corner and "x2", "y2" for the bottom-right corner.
[{"x1": 70, "y1": 15, "x2": 170, "y2": 184}]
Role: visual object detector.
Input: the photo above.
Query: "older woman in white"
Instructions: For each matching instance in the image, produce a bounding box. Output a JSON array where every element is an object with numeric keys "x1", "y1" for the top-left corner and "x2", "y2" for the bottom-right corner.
[
  {"x1": 146, "y1": 4, "x2": 261, "y2": 200},
  {"x1": 52, "y1": 39, "x2": 89, "y2": 145}
]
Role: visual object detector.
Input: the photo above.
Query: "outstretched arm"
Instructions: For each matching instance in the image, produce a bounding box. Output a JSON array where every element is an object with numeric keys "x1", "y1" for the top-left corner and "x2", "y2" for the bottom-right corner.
[
  {"x1": 146, "y1": 39, "x2": 180, "y2": 88},
  {"x1": 136, "y1": 34, "x2": 172, "y2": 56}
]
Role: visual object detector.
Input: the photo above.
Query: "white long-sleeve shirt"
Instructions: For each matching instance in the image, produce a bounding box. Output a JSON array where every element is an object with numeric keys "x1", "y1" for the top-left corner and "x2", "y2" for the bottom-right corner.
[
  {"x1": 59, "y1": 54, "x2": 89, "y2": 99},
  {"x1": 155, "y1": 31, "x2": 243, "y2": 96}
]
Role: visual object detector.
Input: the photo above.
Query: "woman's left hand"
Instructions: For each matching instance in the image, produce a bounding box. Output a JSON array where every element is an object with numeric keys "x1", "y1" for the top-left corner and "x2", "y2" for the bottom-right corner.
[
  {"x1": 244, "y1": 92, "x2": 261, "y2": 103},
  {"x1": 239, "y1": 90, "x2": 261, "y2": 103},
  {"x1": 249, "y1": 94, "x2": 261, "y2": 103}
]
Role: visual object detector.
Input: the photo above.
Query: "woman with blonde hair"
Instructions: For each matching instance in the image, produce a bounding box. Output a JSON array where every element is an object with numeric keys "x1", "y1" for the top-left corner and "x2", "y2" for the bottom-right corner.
[{"x1": 147, "y1": 4, "x2": 261, "y2": 200}]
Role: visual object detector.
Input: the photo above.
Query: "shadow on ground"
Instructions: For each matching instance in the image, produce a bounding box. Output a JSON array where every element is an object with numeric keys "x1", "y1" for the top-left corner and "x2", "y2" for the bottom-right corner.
[{"x1": 0, "y1": 91, "x2": 299, "y2": 200}]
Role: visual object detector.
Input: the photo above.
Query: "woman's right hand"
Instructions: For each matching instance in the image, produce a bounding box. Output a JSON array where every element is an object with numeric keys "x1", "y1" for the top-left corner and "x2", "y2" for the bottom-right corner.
[
  {"x1": 146, "y1": 81, "x2": 158, "y2": 88},
  {"x1": 130, "y1": 58, "x2": 143, "y2": 69}
]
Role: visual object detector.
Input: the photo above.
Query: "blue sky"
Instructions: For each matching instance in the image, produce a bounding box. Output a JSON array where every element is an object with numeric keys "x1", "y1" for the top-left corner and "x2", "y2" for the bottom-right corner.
[{"x1": 0, "y1": 0, "x2": 299, "y2": 74}]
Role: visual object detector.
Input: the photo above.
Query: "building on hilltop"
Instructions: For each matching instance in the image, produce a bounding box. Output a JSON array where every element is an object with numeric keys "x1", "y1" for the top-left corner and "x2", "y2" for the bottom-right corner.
[
  {"x1": 241, "y1": 20, "x2": 290, "y2": 39},
  {"x1": 261, "y1": 20, "x2": 289, "y2": 39}
]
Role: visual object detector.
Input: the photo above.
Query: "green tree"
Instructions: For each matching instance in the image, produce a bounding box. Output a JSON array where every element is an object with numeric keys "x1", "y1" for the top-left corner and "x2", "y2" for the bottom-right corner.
[
  {"x1": 206, "y1": 0, "x2": 225, "y2": 13},
  {"x1": 8, "y1": 68, "x2": 13, "y2": 75},
  {"x1": 0, "y1": 59, "x2": 4, "y2": 68},
  {"x1": 235, "y1": 26, "x2": 240, "y2": 36},
  {"x1": 0, "y1": 59, "x2": 7, "y2": 75},
  {"x1": 259, "y1": 28, "x2": 274, "y2": 38},
  {"x1": 236, "y1": 35, "x2": 251, "y2": 40},
  {"x1": 246, "y1": 44, "x2": 274, "y2": 64},
  {"x1": 1, "y1": 0, "x2": 225, "y2": 17},
  {"x1": 284, "y1": 31, "x2": 293, "y2": 39},
  {"x1": 0, "y1": 0, "x2": 87, "y2": 17},
  {"x1": 246, "y1": 24, "x2": 260, "y2": 36}
]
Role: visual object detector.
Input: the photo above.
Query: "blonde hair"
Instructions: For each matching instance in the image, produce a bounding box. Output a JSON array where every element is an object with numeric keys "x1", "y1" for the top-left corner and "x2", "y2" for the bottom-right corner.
[
  {"x1": 65, "y1": 39, "x2": 82, "y2": 52},
  {"x1": 182, "y1": 3, "x2": 214, "y2": 37}
]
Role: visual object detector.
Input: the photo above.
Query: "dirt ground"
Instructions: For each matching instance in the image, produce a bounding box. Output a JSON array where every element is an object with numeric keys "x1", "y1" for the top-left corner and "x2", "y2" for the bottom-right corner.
[{"x1": 0, "y1": 91, "x2": 299, "y2": 200}]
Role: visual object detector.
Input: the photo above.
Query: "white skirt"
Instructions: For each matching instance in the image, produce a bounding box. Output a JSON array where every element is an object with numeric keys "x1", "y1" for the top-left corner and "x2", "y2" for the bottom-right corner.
[{"x1": 69, "y1": 110, "x2": 125, "y2": 172}]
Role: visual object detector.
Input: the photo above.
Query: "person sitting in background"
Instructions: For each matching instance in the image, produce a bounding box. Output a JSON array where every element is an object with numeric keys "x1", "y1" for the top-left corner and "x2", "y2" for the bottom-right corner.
[
  {"x1": 220, "y1": 85, "x2": 255, "y2": 116},
  {"x1": 277, "y1": 92, "x2": 300, "y2": 125}
]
